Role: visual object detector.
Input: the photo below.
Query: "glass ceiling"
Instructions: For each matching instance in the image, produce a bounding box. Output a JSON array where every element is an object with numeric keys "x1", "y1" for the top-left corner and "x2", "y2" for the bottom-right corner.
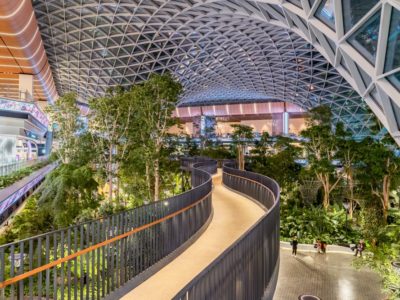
[{"x1": 32, "y1": 0, "x2": 400, "y2": 141}]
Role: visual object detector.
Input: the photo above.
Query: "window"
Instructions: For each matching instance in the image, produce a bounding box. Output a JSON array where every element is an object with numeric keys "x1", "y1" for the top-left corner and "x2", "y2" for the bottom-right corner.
[{"x1": 348, "y1": 10, "x2": 381, "y2": 64}]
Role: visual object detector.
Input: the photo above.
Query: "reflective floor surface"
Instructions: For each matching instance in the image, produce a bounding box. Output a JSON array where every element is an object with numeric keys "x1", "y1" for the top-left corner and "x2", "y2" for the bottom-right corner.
[{"x1": 274, "y1": 248, "x2": 384, "y2": 300}]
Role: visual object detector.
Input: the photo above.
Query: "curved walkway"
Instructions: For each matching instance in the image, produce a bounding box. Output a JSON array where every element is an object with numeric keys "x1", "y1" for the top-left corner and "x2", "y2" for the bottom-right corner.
[{"x1": 120, "y1": 169, "x2": 265, "y2": 299}]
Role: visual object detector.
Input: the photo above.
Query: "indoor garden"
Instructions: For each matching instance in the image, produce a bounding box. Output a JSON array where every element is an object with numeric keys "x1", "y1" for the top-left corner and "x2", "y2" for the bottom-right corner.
[{"x1": 0, "y1": 75, "x2": 399, "y2": 298}]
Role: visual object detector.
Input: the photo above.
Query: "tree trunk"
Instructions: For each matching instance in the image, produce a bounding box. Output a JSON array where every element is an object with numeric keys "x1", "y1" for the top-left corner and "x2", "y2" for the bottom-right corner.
[
  {"x1": 108, "y1": 144, "x2": 113, "y2": 204},
  {"x1": 116, "y1": 175, "x2": 120, "y2": 205},
  {"x1": 348, "y1": 172, "x2": 354, "y2": 219},
  {"x1": 321, "y1": 174, "x2": 330, "y2": 210},
  {"x1": 154, "y1": 158, "x2": 160, "y2": 202},
  {"x1": 323, "y1": 186, "x2": 330, "y2": 209},
  {"x1": 237, "y1": 145, "x2": 245, "y2": 170},
  {"x1": 382, "y1": 175, "x2": 390, "y2": 223},
  {"x1": 145, "y1": 161, "x2": 152, "y2": 201},
  {"x1": 181, "y1": 170, "x2": 185, "y2": 192}
]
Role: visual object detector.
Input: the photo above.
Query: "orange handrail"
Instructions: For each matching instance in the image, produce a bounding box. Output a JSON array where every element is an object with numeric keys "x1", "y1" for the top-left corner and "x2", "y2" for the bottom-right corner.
[{"x1": 0, "y1": 191, "x2": 211, "y2": 289}]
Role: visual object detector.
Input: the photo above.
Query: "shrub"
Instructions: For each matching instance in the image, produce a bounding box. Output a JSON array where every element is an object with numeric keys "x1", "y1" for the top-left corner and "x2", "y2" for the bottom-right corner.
[{"x1": 280, "y1": 201, "x2": 360, "y2": 245}]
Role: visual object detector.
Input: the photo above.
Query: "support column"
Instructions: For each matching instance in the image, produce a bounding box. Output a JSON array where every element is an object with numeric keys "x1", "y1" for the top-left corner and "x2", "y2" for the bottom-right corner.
[
  {"x1": 283, "y1": 112, "x2": 289, "y2": 136},
  {"x1": 192, "y1": 116, "x2": 201, "y2": 137},
  {"x1": 45, "y1": 130, "x2": 53, "y2": 156},
  {"x1": 272, "y1": 113, "x2": 283, "y2": 136},
  {"x1": 19, "y1": 74, "x2": 33, "y2": 101}
]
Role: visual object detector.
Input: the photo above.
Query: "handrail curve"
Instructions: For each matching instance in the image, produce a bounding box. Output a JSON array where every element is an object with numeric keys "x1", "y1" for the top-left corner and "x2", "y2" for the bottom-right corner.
[
  {"x1": 173, "y1": 162, "x2": 280, "y2": 300},
  {"x1": 0, "y1": 158, "x2": 217, "y2": 299}
]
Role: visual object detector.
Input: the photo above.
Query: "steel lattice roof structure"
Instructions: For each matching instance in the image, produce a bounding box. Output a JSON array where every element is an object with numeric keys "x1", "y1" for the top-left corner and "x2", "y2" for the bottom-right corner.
[{"x1": 1, "y1": 0, "x2": 399, "y2": 141}]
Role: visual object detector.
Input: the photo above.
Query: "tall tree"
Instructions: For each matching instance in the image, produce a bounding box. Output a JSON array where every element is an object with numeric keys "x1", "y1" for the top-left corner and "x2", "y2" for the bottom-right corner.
[
  {"x1": 39, "y1": 164, "x2": 99, "y2": 227},
  {"x1": 88, "y1": 87, "x2": 133, "y2": 203},
  {"x1": 336, "y1": 123, "x2": 361, "y2": 218},
  {"x1": 231, "y1": 124, "x2": 254, "y2": 170},
  {"x1": 358, "y1": 136, "x2": 400, "y2": 223},
  {"x1": 301, "y1": 106, "x2": 342, "y2": 209},
  {"x1": 251, "y1": 135, "x2": 301, "y2": 192},
  {"x1": 45, "y1": 93, "x2": 84, "y2": 164},
  {"x1": 127, "y1": 73, "x2": 182, "y2": 201}
]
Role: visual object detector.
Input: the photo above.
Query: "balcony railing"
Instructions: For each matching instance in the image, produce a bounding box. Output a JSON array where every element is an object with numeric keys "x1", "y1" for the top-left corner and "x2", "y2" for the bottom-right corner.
[
  {"x1": 0, "y1": 157, "x2": 49, "y2": 177},
  {"x1": 0, "y1": 162, "x2": 56, "y2": 225},
  {"x1": 173, "y1": 162, "x2": 280, "y2": 300},
  {"x1": 0, "y1": 159, "x2": 216, "y2": 299}
]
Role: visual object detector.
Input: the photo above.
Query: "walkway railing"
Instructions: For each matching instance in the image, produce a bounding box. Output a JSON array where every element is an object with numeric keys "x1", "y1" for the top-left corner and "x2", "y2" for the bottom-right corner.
[
  {"x1": 173, "y1": 163, "x2": 280, "y2": 300},
  {"x1": 0, "y1": 156, "x2": 49, "y2": 177},
  {"x1": 0, "y1": 162, "x2": 57, "y2": 225},
  {"x1": 0, "y1": 159, "x2": 216, "y2": 299},
  {"x1": 181, "y1": 157, "x2": 218, "y2": 187}
]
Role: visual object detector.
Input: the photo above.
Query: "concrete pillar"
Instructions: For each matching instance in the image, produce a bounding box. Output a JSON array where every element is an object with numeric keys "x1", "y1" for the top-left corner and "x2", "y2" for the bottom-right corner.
[
  {"x1": 272, "y1": 113, "x2": 283, "y2": 136},
  {"x1": 192, "y1": 116, "x2": 201, "y2": 137},
  {"x1": 45, "y1": 130, "x2": 53, "y2": 156},
  {"x1": 283, "y1": 112, "x2": 289, "y2": 136},
  {"x1": 19, "y1": 74, "x2": 33, "y2": 101}
]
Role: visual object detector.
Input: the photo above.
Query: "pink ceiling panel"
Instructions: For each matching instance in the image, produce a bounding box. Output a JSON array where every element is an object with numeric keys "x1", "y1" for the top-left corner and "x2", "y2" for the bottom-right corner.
[
  {"x1": 188, "y1": 106, "x2": 201, "y2": 116},
  {"x1": 213, "y1": 105, "x2": 227, "y2": 116},
  {"x1": 228, "y1": 104, "x2": 241, "y2": 115},
  {"x1": 255, "y1": 103, "x2": 269, "y2": 114},
  {"x1": 202, "y1": 105, "x2": 214, "y2": 116},
  {"x1": 270, "y1": 102, "x2": 284, "y2": 113},
  {"x1": 286, "y1": 102, "x2": 305, "y2": 113},
  {"x1": 241, "y1": 104, "x2": 253, "y2": 114}
]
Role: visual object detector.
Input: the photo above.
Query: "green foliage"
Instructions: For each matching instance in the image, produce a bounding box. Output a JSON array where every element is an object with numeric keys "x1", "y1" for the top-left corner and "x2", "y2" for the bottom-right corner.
[
  {"x1": 39, "y1": 164, "x2": 100, "y2": 227},
  {"x1": 250, "y1": 136, "x2": 301, "y2": 191},
  {"x1": 201, "y1": 145, "x2": 234, "y2": 160},
  {"x1": 123, "y1": 72, "x2": 183, "y2": 201},
  {"x1": 0, "y1": 74, "x2": 187, "y2": 245},
  {"x1": 231, "y1": 124, "x2": 254, "y2": 144},
  {"x1": 45, "y1": 93, "x2": 84, "y2": 164},
  {"x1": 280, "y1": 201, "x2": 360, "y2": 245},
  {"x1": 0, "y1": 194, "x2": 54, "y2": 243},
  {"x1": 0, "y1": 160, "x2": 50, "y2": 189},
  {"x1": 300, "y1": 106, "x2": 342, "y2": 209},
  {"x1": 356, "y1": 137, "x2": 400, "y2": 222},
  {"x1": 231, "y1": 124, "x2": 254, "y2": 170},
  {"x1": 88, "y1": 86, "x2": 136, "y2": 203},
  {"x1": 182, "y1": 135, "x2": 200, "y2": 156},
  {"x1": 354, "y1": 209, "x2": 400, "y2": 299}
]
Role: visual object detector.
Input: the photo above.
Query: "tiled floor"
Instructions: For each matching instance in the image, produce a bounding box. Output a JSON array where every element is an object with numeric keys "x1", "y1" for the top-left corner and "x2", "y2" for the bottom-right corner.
[{"x1": 274, "y1": 248, "x2": 384, "y2": 300}]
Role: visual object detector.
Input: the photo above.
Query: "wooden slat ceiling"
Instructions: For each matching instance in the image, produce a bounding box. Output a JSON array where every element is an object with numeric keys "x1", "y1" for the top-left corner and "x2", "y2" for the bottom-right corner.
[{"x1": 0, "y1": 0, "x2": 57, "y2": 103}]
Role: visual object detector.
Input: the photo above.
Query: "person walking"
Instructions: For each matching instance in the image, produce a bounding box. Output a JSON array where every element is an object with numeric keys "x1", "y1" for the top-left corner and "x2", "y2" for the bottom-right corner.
[
  {"x1": 315, "y1": 239, "x2": 322, "y2": 254},
  {"x1": 321, "y1": 241, "x2": 327, "y2": 254},
  {"x1": 354, "y1": 239, "x2": 366, "y2": 257},
  {"x1": 290, "y1": 236, "x2": 299, "y2": 256}
]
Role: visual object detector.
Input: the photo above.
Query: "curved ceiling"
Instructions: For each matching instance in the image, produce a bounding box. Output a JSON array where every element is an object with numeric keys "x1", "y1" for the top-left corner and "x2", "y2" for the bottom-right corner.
[
  {"x1": 0, "y1": 0, "x2": 57, "y2": 102},
  {"x1": 31, "y1": 0, "x2": 400, "y2": 142}
]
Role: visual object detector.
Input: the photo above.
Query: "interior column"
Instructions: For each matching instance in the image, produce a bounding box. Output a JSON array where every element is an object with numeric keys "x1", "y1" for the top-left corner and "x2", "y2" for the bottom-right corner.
[{"x1": 19, "y1": 74, "x2": 34, "y2": 101}]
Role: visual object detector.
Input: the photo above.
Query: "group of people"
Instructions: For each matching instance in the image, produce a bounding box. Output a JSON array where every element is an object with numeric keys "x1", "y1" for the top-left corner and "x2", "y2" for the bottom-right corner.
[
  {"x1": 289, "y1": 237, "x2": 366, "y2": 257},
  {"x1": 289, "y1": 237, "x2": 327, "y2": 256}
]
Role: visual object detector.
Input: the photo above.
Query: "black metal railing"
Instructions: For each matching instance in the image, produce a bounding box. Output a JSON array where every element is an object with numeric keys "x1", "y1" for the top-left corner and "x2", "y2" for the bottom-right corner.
[
  {"x1": 0, "y1": 159, "x2": 216, "y2": 299},
  {"x1": 181, "y1": 157, "x2": 217, "y2": 187},
  {"x1": 173, "y1": 162, "x2": 280, "y2": 300}
]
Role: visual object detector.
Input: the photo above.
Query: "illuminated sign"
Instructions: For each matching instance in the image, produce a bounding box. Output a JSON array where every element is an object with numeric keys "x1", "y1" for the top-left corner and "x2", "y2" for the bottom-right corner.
[{"x1": 0, "y1": 98, "x2": 49, "y2": 127}]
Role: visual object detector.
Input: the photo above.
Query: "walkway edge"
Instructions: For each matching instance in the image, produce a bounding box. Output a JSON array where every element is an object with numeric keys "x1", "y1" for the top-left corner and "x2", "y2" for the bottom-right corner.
[
  {"x1": 104, "y1": 208, "x2": 214, "y2": 300},
  {"x1": 222, "y1": 183, "x2": 268, "y2": 212}
]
